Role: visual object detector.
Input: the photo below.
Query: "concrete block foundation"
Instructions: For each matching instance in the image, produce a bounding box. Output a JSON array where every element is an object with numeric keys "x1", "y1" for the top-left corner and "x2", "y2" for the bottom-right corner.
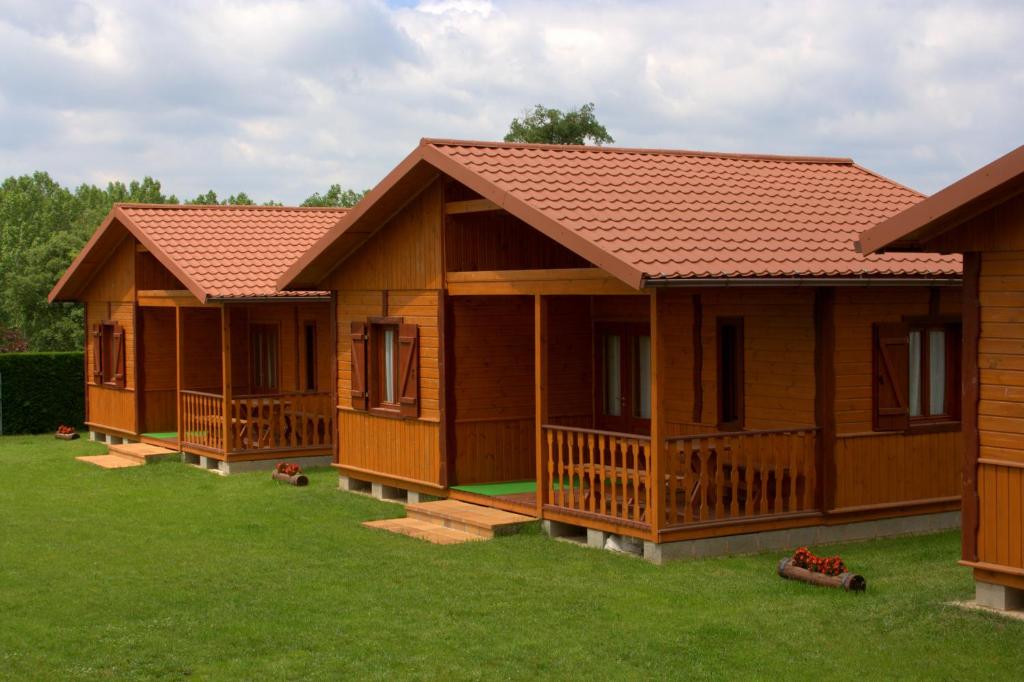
[
  {"x1": 182, "y1": 453, "x2": 332, "y2": 475},
  {"x1": 976, "y1": 581, "x2": 1024, "y2": 612}
]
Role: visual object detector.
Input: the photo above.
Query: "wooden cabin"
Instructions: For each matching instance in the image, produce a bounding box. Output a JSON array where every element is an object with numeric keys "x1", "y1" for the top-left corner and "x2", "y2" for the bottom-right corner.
[
  {"x1": 49, "y1": 204, "x2": 343, "y2": 473},
  {"x1": 280, "y1": 139, "x2": 965, "y2": 559},
  {"x1": 860, "y1": 144, "x2": 1024, "y2": 611}
]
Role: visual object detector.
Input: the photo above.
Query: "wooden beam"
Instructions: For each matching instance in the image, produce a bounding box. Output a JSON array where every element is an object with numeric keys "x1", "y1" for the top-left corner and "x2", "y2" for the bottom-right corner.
[
  {"x1": 961, "y1": 252, "x2": 981, "y2": 562},
  {"x1": 814, "y1": 288, "x2": 836, "y2": 512},
  {"x1": 330, "y1": 291, "x2": 339, "y2": 466},
  {"x1": 692, "y1": 293, "x2": 703, "y2": 423},
  {"x1": 649, "y1": 290, "x2": 665, "y2": 538},
  {"x1": 137, "y1": 289, "x2": 208, "y2": 307},
  {"x1": 439, "y1": 291, "x2": 456, "y2": 488},
  {"x1": 221, "y1": 304, "x2": 232, "y2": 454},
  {"x1": 175, "y1": 306, "x2": 184, "y2": 443},
  {"x1": 445, "y1": 198, "x2": 501, "y2": 215},
  {"x1": 534, "y1": 295, "x2": 549, "y2": 516},
  {"x1": 447, "y1": 268, "x2": 639, "y2": 296}
]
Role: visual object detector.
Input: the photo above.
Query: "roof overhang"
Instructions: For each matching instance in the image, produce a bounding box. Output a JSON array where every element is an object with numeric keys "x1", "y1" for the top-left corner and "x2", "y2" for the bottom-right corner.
[
  {"x1": 49, "y1": 206, "x2": 210, "y2": 304},
  {"x1": 858, "y1": 144, "x2": 1024, "y2": 255},
  {"x1": 278, "y1": 140, "x2": 647, "y2": 292}
]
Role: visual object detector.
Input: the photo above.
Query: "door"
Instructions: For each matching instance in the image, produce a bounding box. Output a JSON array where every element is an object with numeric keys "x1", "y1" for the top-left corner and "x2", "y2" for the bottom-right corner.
[{"x1": 594, "y1": 323, "x2": 652, "y2": 434}]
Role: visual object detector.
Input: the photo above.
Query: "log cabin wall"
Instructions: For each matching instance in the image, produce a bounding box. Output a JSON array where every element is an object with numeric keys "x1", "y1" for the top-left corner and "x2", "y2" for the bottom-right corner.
[
  {"x1": 138, "y1": 307, "x2": 177, "y2": 433},
  {"x1": 327, "y1": 179, "x2": 445, "y2": 487},
  {"x1": 82, "y1": 235, "x2": 137, "y2": 436},
  {"x1": 231, "y1": 302, "x2": 333, "y2": 395},
  {"x1": 831, "y1": 286, "x2": 963, "y2": 509},
  {"x1": 180, "y1": 308, "x2": 222, "y2": 393}
]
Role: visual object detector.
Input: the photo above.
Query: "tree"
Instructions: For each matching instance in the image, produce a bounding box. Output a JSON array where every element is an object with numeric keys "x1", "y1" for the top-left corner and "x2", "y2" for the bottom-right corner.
[
  {"x1": 301, "y1": 185, "x2": 368, "y2": 208},
  {"x1": 504, "y1": 102, "x2": 614, "y2": 145}
]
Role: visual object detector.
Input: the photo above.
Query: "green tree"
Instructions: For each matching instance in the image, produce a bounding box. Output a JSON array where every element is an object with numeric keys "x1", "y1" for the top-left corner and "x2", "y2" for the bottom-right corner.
[
  {"x1": 301, "y1": 185, "x2": 368, "y2": 208},
  {"x1": 504, "y1": 102, "x2": 614, "y2": 145}
]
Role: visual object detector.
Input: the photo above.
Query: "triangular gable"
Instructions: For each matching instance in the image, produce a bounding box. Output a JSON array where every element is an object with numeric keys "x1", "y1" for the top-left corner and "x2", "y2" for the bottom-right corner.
[
  {"x1": 49, "y1": 206, "x2": 209, "y2": 303},
  {"x1": 278, "y1": 140, "x2": 645, "y2": 292}
]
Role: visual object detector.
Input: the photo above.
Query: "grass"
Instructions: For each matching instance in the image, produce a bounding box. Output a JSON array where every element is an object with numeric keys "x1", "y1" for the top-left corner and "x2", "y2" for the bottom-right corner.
[{"x1": 1, "y1": 434, "x2": 1022, "y2": 680}]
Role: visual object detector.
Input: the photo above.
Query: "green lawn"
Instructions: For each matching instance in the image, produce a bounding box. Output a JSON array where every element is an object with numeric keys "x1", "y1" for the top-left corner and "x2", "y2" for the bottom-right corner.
[{"x1": 1, "y1": 434, "x2": 1022, "y2": 680}]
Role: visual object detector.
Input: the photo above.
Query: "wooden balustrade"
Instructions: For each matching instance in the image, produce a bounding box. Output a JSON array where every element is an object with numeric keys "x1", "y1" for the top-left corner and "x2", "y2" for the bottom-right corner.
[
  {"x1": 180, "y1": 390, "x2": 333, "y2": 455},
  {"x1": 180, "y1": 390, "x2": 224, "y2": 451},
  {"x1": 542, "y1": 424, "x2": 653, "y2": 528},
  {"x1": 664, "y1": 427, "x2": 818, "y2": 527}
]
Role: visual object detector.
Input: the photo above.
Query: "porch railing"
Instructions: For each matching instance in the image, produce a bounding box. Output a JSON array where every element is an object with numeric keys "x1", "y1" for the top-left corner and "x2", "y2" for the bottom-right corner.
[
  {"x1": 180, "y1": 390, "x2": 334, "y2": 455},
  {"x1": 542, "y1": 424, "x2": 652, "y2": 528},
  {"x1": 664, "y1": 427, "x2": 818, "y2": 527}
]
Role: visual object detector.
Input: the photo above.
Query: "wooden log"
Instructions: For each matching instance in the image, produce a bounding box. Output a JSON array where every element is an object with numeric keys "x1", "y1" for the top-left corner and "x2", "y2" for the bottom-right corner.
[
  {"x1": 776, "y1": 558, "x2": 866, "y2": 592},
  {"x1": 271, "y1": 471, "x2": 309, "y2": 487}
]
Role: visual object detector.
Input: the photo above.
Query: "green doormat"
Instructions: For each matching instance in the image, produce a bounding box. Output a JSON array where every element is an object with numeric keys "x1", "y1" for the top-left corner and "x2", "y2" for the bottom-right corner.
[
  {"x1": 142, "y1": 431, "x2": 178, "y2": 440},
  {"x1": 451, "y1": 480, "x2": 537, "y2": 496}
]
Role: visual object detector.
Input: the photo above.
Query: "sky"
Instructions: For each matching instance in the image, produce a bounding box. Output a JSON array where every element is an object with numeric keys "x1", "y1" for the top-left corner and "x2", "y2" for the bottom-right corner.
[{"x1": 0, "y1": 0, "x2": 1021, "y2": 204}]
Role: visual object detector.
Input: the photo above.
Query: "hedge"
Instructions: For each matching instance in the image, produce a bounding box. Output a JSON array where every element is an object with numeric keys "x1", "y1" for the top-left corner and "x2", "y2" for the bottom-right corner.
[{"x1": 0, "y1": 352, "x2": 84, "y2": 434}]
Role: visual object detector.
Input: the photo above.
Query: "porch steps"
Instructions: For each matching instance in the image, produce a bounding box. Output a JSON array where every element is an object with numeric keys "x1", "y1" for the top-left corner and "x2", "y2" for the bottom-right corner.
[
  {"x1": 76, "y1": 454, "x2": 144, "y2": 469},
  {"x1": 362, "y1": 500, "x2": 535, "y2": 544},
  {"x1": 106, "y1": 442, "x2": 179, "y2": 464}
]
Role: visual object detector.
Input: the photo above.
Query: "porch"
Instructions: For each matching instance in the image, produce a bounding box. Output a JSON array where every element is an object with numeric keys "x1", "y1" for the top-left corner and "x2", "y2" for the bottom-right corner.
[{"x1": 137, "y1": 295, "x2": 335, "y2": 462}]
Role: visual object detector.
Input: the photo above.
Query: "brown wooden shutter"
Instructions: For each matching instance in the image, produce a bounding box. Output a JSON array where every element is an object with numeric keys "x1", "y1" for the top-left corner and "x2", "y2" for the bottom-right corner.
[
  {"x1": 112, "y1": 324, "x2": 127, "y2": 388},
  {"x1": 350, "y1": 321, "x2": 368, "y2": 410},
  {"x1": 398, "y1": 323, "x2": 419, "y2": 419},
  {"x1": 91, "y1": 323, "x2": 103, "y2": 385},
  {"x1": 873, "y1": 322, "x2": 910, "y2": 432}
]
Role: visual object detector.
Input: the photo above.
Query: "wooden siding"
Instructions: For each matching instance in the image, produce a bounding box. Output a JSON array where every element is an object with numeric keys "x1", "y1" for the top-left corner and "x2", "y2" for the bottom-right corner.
[
  {"x1": 833, "y1": 431, "x2": 962, "y2": 508},
  {"x1": 139, "y1": 307, "x2": 177, "y2": 433},
  {"x1": 327, "y1": 179, "x2": 444, "y2": 292},
  {"x1": 136, "y1": 251, "x2": 185, "y2": 290},
  {"x1": 660, "y1": 291, "x2": 698, "y2": 435},
  {"x1": 445, "y1": 209, "x2": 591, "y2": 272},
  {"x1": 694, "y1": 288, "x2": 816, "y2": 430},
  {"x1": 337, "y1": 410, "x2": 441, "y2": 485},
  {"x1": 977, "y1": 461, "x2": 1024, "y2": 570}
]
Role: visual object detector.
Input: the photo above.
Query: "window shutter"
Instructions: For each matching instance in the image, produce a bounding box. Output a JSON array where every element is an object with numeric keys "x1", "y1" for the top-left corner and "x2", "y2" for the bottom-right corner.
[
  {"x1": 91, "y1": 323, "x2": 103, "y2": 385},
  {"x1": 873, "y1": 322, "x2": 910, "y2": 432},
  {"x1": 113, "y1": 324, "x2": 127, "y2": 388},
  {"x1": 398, "y1": 323, "x2": 419, "y2": 419},
  {"x1": 349, "y1": 321, "x2": 368, "y2": 410}
]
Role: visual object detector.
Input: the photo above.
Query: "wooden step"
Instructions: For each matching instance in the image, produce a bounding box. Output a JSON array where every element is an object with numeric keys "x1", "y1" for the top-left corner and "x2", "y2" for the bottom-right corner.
[
  {"x1": 106, "y1": 442, "x2": 178, "y2": 464},
  {"x1": 362, "y1": 518, "x2": 483, "y2": 545},
  {"x1": 76, "y1": 454, "x2": 144, "y2": 469},
  {"x1": 404, "y1": 499, "x2": 534, "y2": 539}
]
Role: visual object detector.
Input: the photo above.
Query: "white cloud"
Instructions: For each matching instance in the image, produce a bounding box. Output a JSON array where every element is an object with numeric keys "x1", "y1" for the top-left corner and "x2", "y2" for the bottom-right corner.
[{"x1": 0, "y1": 0, "x2": 1021, "y2": 203}]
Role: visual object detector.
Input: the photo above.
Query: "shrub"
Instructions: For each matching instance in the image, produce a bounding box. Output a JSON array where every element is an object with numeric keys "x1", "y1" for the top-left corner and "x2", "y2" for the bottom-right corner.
[{"x1": 0, "y1": 352, "x2": 84, "y2": 434}]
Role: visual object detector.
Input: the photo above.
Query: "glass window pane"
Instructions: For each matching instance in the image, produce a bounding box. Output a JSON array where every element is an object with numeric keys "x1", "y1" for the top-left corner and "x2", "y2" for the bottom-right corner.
[
  {"x1": 908, "y1": 330, "x2": 922, "y2": 417},
  {"x1": 384, "y1": 327, "x2": 396, "y2": 404},
  {"x1": 634, "y1": 335, "x2": 651, "y2": 419},
  {"x1": 929, "y1": 330, "x2": 946, "y2": 415},
  {"x1": 604, "y1": 335, "x2": 621, "y2": 416}
]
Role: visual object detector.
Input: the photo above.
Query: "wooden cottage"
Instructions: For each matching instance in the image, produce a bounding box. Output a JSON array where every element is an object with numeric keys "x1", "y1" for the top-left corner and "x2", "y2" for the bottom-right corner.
[
  {"x1": 279, "y1": 139, "x2": 965, "y2": 559},
  {"x1": 860, "y1": 144, "x2": 1024, "y2": 611},
  {"x1": 49, "y1": 204, "x2": 343, "y2": 473}
]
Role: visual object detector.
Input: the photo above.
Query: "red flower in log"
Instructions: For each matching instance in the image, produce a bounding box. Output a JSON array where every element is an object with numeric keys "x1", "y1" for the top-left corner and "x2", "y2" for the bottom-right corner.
[
  {"x1": 275, "y1": 462, "x2": 302, "y2": 476},
  {"x1": 792, "y1": 547, "x2": 847, "y2": 576}
]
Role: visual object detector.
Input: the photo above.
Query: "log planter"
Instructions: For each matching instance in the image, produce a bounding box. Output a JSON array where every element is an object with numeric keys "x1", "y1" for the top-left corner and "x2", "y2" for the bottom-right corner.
[
  {"x1": 777, "y1": 558, "x2": 866, "y2": 592},
  {"x1": 272, "y1": 471, "x2": 308, "y2": 486},
  {"x1": 55, "y1": 431, "x2": 79, "y2": 441}
]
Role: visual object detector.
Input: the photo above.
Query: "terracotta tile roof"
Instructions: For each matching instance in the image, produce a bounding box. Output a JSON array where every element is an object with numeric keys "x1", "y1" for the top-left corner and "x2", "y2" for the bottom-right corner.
[
  {"x1": 427, "y1": 140, "x2": 961, "y2": 281},
  {"x1": 118, "y1": 204, "x2": 345, "y2": 299},
  {"x1": 51, "y1": 204, "x2": 347, "y2": 303}
]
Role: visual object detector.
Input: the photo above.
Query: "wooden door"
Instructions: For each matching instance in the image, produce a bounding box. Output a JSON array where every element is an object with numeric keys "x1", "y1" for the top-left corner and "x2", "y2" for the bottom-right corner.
[{"x1": 594, "y1": 323, "x2": 652, "y2": 435}]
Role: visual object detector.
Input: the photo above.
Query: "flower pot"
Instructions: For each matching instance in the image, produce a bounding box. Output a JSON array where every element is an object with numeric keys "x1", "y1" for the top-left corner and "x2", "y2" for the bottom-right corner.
[
  {"x1": 777, "y1": 558, "x2": 866, "y2": 591},
  {"x1": 55, "y1": 432, "x2": 80, "y2": 440}
]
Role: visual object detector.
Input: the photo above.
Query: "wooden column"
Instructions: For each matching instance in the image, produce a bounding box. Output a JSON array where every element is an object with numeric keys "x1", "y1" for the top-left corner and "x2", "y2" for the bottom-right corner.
[
  {"x1": 814, "y1": 287, "x2": 836, "y2": 512},
  {"x1": 961, "y1": 252, "x2": 981, "y2": 562},
  {"x1": 221, "y1": 304, "x2": 232, "y2": 454},
  {"x1": 439, "y1": 291, "x2": 456, "y2": 488},
  {"x1": 330, "y1": 291, "x2": 339, "y2": 466},
  {"x1": 649, "y1": 289, "x2": 665, "y2": 537},
  {"x1": 175, "y1": 306, "x2": 184, "y2": 442},
  {"x1": 534, "y1": 295, "x2": 549, "y2": 516}
]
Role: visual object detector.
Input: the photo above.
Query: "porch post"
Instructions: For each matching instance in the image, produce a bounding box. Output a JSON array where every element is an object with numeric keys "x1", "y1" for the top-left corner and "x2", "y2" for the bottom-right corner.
[
  {"x1": 175, "y1": 306, "x2": 183, "y2": 443},
  {"x1": 534, "y1": 295, "x2": 549, "y2": 517},
  {"x1": 649, "y1": 290, "x2": 665, "y2": 536},
  {"x1": 813, "y1": 288, "x2": 836, "y2": 512},
  {"x1": 221, "y1": 303, "x2": 232, "y2": 454}
]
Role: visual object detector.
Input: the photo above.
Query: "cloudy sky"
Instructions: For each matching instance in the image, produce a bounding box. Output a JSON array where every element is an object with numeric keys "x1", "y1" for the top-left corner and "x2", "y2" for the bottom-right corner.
[{"x1": 0, "y1": 0, "x2": 1021, "y2": 204}]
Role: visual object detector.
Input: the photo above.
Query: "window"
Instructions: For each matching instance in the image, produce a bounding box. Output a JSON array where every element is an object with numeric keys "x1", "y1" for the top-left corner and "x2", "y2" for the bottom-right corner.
[
  {"x1": 350, "y1": 318, "x2": 419, "y2": 418},
  {"x1": 249, "y1": 324, "x2": 279, "y2": 393},
  {"x1": 717, "y1": 317, "x2": 744, "y2": 430},
  {"x1": 595, "y1": 323, "x2": 651, "y2": 434},
  {"x1": 304, "y1": 322, "x2": 317, "y2": 391},
  {"x1": 874, "y1": 321, "x2": 960, "y2": 432},
  {"x1": 91, "y1": 320, "x2": 126, "y2": 388}
]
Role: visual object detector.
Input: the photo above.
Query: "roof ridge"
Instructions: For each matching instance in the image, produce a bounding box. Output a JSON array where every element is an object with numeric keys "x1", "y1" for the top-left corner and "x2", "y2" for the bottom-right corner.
[
  {"x1": 421, "y1": 137, "x2": 854, "y2": 165},
  {"x1": 115, "y1": 202, "x2": 348, "y2": 212}
]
